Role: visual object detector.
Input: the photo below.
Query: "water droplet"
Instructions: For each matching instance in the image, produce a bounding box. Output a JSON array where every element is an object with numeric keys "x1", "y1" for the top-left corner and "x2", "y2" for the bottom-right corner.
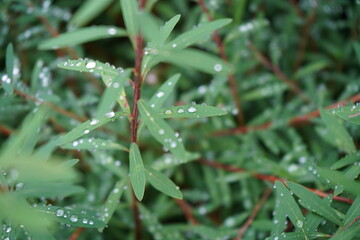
[
  {"x1": 176, "y1": 186, "x2": 180, "y2": 190},
  {"x1": 105, "y1": 111, "x2": 115, "y2": 118},
  {"x1": 70, "y1": 215, "x2": 78, "y2": 222},
  {"x1": 188, "y1": 106, "x2": 196, "y2": 113},
  {"x1": 158, "y1": 129, "x2": 165, "y2": 135},
  {"x1": 113, "y1": 188, "x2": 119, "y2": 193},
  {"x1": 165, "y1": 109, "x2": 172, "y2": 115},
  {"x1": 108, "y1": 28, "x2": 117, "y2": 35},
  {"x1": 214, "y1": 64, "x2": 223, "y2": 72},
  {"x1": 90, "y1": 119, "x2": 99, "y2": 125},
  {"x1": 83, "y1": 129, "x2": 90, "y2": 134},
  {"x1": 113, "y1": 82, "x2": 120, "y2": 88},
  {"x1": 175, "y1": 132, "x2": 180, "y2": 137},
  {"x1": 172, "y1": 43, "x2": 177, "y2": 48},
  {"x1": 156, "y1": 91, "x2": 164, "y2": 98},
  {"x1": 177, "y1": 108, "x2": 184, "y2": 113},
  {"x1": 89, "y1": 220, "x2": 94, "y2": 225},
  {"x1": 170, "y1": 142, "x2": 177, "y2": 148},
  {"x1": 82, "y1": 218, "x2": 88, "y2": 224},
  {"x1": 5, "y1": 227, "x2": 12, "y2": 233},
  {"x1": 56, "y1": 209, "x2": 64, "y2": 217},
  {"x1": 151, "y1": 104, "x2": 155, "y2": 108},
  {"x1": 114, "y1": 160, "x2": 121, "y2": 166},
  {"x1": 86, "y1": 61, "x2": 96, "y2": 69},
  {"x1": 296, "y1": 220, "x2": 303, "y2": 228},
  {"x1": 72, "y1": 141, "x2": 79, "y2": 147}
]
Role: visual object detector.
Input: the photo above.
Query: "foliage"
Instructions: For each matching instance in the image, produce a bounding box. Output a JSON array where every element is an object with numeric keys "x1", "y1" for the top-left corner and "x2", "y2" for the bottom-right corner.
[{"x1": 0, "y1": 0, "x2": 360, "y2": 239}]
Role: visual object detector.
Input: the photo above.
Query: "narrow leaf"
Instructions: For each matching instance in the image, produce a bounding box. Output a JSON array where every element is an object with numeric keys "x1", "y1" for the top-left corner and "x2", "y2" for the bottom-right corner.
[
  {"x1": 287, "y1": 182, "x2": 342, "y2": 226},
  {"x1": 331, "y1": 152, "x2": 360, "y2": 170},
  {"x1": 61, "y1": 138, "x2": 128, "y2": 151},
  {"x1": 16, "y1": 183, "x2": 84, "y2": 198},
  {"x1": 158, "y1": 104, "x2": 227, "y2": 118},
  {"x1": 35, "y1": 205, "x2": 106, "y2": 228},
  {"x1": 152, "y1": 14, "x2": 181, "y2": 47},
  {"x1": 100, "y1": 180, "x2": 126, "y2": 228},
  {"x1": 120, "y1": 0, "x2": 139, "y2": 44},
  {"x1": 168, "y1": 19, "x2": 232, "y2": 49},
  {"x1": 57, "y1": 112, "x2": 125, "y2": 145},
  {"x1": 138, "y1": 100, "x2": 186, "y2": 160},
  {"x1": 332, "y1": 105, "x2": 360, "y2": 125},
  {"x1": 149, "y1": 73, "x2": 180, "y2": 109},
  {"x1": 158, "y1": 49, "x2": 233, "y2": 75},
  {"x1": 329, "y1": 221, "x2": 360, "y2": 240},
  {"x1": 343, "y1": 196, "x2": 360, "y2": 226},
  {"x1": 318, "y1": 167, "x2": 360, "y2": 195},
  {"x1": 6, "y1": 43, "x2": 14, "y2": 83},
  {"x1": 320, "y1": 108, "x2": 356, "y2": 154},
  {"x1": 39, "y1": 26, "x2": 126, "y2": 50},
  {"x1": 129, "y1": 143, "x2": 146, "y2": 201},
  {"x1": 146, "y1": 168, "x2": 182, "y2": 199},
  {"x1": 70, "y1": 0, "x2": 113, "y2": 27}
]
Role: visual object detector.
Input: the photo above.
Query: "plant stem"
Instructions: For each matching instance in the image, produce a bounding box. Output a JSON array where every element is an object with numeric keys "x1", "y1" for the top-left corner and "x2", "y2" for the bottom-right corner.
[{"x1": 234, "y1": 189, "x2": 272, "y2": 240}]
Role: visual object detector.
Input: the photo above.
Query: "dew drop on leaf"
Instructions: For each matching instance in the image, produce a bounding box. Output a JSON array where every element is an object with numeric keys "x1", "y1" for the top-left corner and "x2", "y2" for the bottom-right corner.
[
  {"x1": 83, "y1": 129, "x2": 90, "y2": 134},
  {"x1": 70, "y1": 215, "x2": 78, "y2": 222},
  {"x1": 86, "y1": 61, "x2": 96, "y2": 69},
  {"x1": 156, "y1": 91, "x2": 164, "y2": 98},
  {"x1": 165, "y1": 109, "x2": 172, "y2": 115},
  {"x1": 214, "y1": 64, "x2": 223, "y2": 72},
  {"x1": 188, "y1": 106, "x2": 196, "y2": 113},
  {"x1": 90, "y1": 119, "x2": 99, "y2": 125},
  {"x1": 107, "y1": 28, "x2": 117, "y2": 35},
  {"x1": 56, "y1": 209, "x2": 64, "y2": 217},
  {"x1": 105, "y1": 111, "x2": 115, "y2": 118},
  {"x1": 177, "y1": 108, "x2": 184, "y2": 113},
  {"x1": 158, "y1": 129, "x2": 165, "y2": 135}
]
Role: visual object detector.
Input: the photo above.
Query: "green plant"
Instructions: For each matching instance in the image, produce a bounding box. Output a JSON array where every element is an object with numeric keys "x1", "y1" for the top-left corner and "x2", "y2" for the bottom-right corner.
[{"x1": 1, "y1": 0, "x2": 360, "y2": 240}]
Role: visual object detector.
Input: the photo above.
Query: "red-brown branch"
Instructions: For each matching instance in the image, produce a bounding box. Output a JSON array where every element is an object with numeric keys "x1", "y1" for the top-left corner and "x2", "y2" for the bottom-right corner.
[
  {"x1": 69, "y1": 227, "x2": 84, "y2": 240},
  {"x1": 215, "y1": 93, "x2": 360, "y2": 136},
  {"x1": 175, "y1": 199, "x2": 200, "y2": 225},
  {"x1": 248, "y1": 42, "x2": 311, "y2": 103},
  {"x1": 198, "y1": 159, "x2": 354, "y2": 204},
  {"x1": 234, "y1": 189, "x2": 272, "y2": 240},
  {"x1": 197, "y1": 0, "x2": 245, "y2": 126}
]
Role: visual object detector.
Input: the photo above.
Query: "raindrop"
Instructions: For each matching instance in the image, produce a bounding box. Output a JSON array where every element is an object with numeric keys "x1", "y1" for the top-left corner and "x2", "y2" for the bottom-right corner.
[
  {"x1": 105, "y1": 111, "x2": 115, "y2": 118},
  {"x1": 90, "y1": 119, "x2": 99, "y2": 125},
  {"x1": 177, "y1": 108, "x2": 184, "y2": 113},
  {"x1": 114, "y1": 160, "x2": 121, "y2": 166},
  {"x1": 108, "y1": 28, "x2": 117, "y2": 35},
  {"x1": 165, "y1": 109, "x2": 172, "y2": 115},
  {"x1": 156, "y1": 91, "x2": 164, "y2": 98},
  {"x1": 56, "y1": 209, "x2": 64, "y2": 217},
  {"x1": 151, "y1": 104, "x2": 155, "y2": 108},
  {"x1": 214, "y1": 64, "x2": 223, "y2": 72},
  {"x1": 112, "y1": 82, "x2": 120, "y2": 88},
  {"x1": 113, "y1": 188, "x2": 119, "y2": 193},
  {"x1": 86, "y1": 61, "x2": 96, "y2": 69},
  {"x1": 158, "y1": 129, "x2": 165, "y2": 135},
  {"x1": 172, "y1": 43, "x2": 177, "y2": 48},
  {"x1": 5, "y1": 227, "x2": 11, "y2": 233},
  {"x1": 89, "y1": 220, "x2": 94, "y2": 225},
  {"x1": 72, "y1": 141, "x2": 79, "y2": 147},
  {"x1": 170, "y1": 142, "x2": 177, "y2": 148},
  {"x1": 296, "y1": 220, "x2": 303, "y2": 228},
  {"x1": 82, "y1": 218, "x2": 88, "y2": 224},
  {"x1": 83, "y1": 129, "x2": 90, "y2": 134},
  {"x1": 70, "y1": 215, "x2": 78, "y2": 222},
  {"x1": 188, "y1": 106, "x2": 196, "y2": 113}
]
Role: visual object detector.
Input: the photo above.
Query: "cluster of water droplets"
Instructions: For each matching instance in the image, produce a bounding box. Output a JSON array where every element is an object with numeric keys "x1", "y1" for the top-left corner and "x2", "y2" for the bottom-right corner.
[{"x1": 55, "y1": 208, "x2": 95, "y2": 226}]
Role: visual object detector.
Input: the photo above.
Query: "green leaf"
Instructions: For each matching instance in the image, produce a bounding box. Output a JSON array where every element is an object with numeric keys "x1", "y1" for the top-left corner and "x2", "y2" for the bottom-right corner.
[
  {"x1": 57, "y1": 58, "x2": 120, "y2": 77},
  {"x1": 271, "y1": 182, "x2": 288, "y2": 236},
  {"x1": 332, "y1": 105, "x2": 360, "y2": 125},
  {"x1": 152, "y1": 14, "x2": 180, "y2": 47},
  {"x1": 15, "y1": 182, "x2": 84, "y2": 198},
  {"x1": 129, "y1": 143, "x2": 146, "y2": 201},
  {"x1": 331, "y1": 152, "x2": 360, "y2": 170},
  {"x1": 100, "y1": 180, "x2": 126, "y2": 228},
  {"x1": 35, "y1": 205, "x2": 106, "y2": 228},
  {"x1": 157, "y1": 49, "x2": 234, "y2": 75},
  {"x1": 242, "y1": 83, "x2": 287, "y2": 101},
  {"x1": 158, "y1": 104, "x2": 227, "y2": 118},
  {"x1": 149, "y1": 73, "x2": 180, "y2": 109},
  {"x1": 329, "y1": 221, "x2": 360, "y2": 240},
  {"x1": 318, "y1": 167, "x2": 360, "y2": 195},
  {"x1": 275, "y1": 182, "x2": 306, "y2": 233},
  {"x1": 61, "y1": 138, "x2": 128, "y2": 151},
  {"x1": 70, "y1": 0, "x2": 113, "y2": 27},
  {"x1": 120, "y1": 0, "x2": 139, "y2": 45},
  {"x1": 294, "y1": 61, "x2": 328, "y2": 79},
  {"x1": 96, "y1": 70, "x2": 130, "y2": 118},
  {"x1": 39, "y1": 26, "x2": 127, "y2": 50},
  {"x1": 167, "y1": 19, "x2": 232, "y2": 49},
  {"x1": 152, "y1": 152, "x2": 200, "y2": 171},
  {"x1": 146, "y1": 168, "x2": 182, "y2": 199},
  {"x1": 138, "y1": 12, "x2": 160, "y2": 43},
  {"x1": 354, "y1": 42, "x2": 360, "y2": 65},
  {"x1": 287, "y1": 182, "x2": 342, "y2": 226},
  {"x1": 343, "y1": 196, "x2": 360, "y2": 226},
  {"x1": 6, "y1": 43, "x2": 14, "y2": 83},
  {"x1": 320, "y1": 108, "x2": 356, "y2": 154},
  {"x1": 56, "y1": 112, "x2": 125, "y2": 145},
  {"x1": 138, "y1": 100, "x2": 186, "y2": 160}
]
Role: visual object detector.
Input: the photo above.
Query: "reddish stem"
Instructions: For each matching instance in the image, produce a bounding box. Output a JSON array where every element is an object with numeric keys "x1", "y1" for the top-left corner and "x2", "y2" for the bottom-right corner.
[
  {"x1": 234, "y1": 189, "x2": 272, "y2": 240},
  {"x1": 69, "y1": 228, "x2": 84, "y2": 240},
  {"x1": 175, "y1": 199, "x2": 200, "y2": 225}
]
